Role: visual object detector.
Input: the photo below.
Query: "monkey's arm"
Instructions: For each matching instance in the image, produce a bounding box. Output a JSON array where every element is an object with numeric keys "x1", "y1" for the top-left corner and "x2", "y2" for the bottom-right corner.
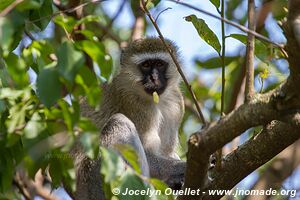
[
  {"x1": 146, "y1": 151, "x2": 186, "y2": 190},
  {"x1": 101, "y1": 113, "x2": 150, "y2": 176},
  {"x1": 71, "y1": 113, "x2": 150, "y2": 200}
]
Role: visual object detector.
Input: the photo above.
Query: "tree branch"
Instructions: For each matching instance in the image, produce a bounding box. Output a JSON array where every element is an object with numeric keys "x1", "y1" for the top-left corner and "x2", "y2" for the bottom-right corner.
[
  {"x1": 99, "y1": 0, "x2": 126, "y2": 40},
  {"x1": 245, "y1": 0, "x2": 256, "y2": 102},
  {"x1": 245, "y1": 139, "x2": 300, "y2": 200},
  {"x1": 181, "y1": 78, "x2": 300, "y2": 199},
  {"x1": 0, "y1": 0, "x2": 24, "y2": 17},
  {"x1": 202, "y1": 120, "x2": 300, "y2": 200},
  {"x1": 14, "y1": 169, "x2": 58, "y2": 200}
]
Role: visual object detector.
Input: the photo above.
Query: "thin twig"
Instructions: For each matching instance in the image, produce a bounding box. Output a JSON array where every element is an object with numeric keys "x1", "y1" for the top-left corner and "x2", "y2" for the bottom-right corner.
[
  {"x1": 140, "y1": 0, "x2": 207, "y2": 125},
  {"x1": 96, "y1": 23, "x2": 123, "y2": 45},
  {"x1": 155, "y1": 7, "x2": 172, "y2": 23},
  {"x1": 99, "y1": 0, "x2": 126, "y2": 40},
  {"x1": 28, "y1": 0, "x2": 106, "y2": 24},
  {"x1": 245, "y1": 0, "x2": 256, "y2": 102},
  {"x1": 215, "y1": 0, "x2": 226, "y2": 170},
  {"x1": 13, "y1": 179, "x2": 31, "y2": 200},
  {"x1": 24, "y1": 29, "x2": 36, "y2": 41},
  {"x1": 167, "y1": 0, "x2": 287, "y2": 56},
  {"x1": 220, "y1": 0, "x2": 226, "y2": 116},
  {"x1": 0, "y1": 0, "x2": 24, "y2": 17}
]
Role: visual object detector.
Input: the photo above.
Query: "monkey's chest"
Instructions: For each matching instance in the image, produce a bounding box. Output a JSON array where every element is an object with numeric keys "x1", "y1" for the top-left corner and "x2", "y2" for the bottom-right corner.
[{"x1": 130, "y1": 108, "x2": 163, "y2": 154}]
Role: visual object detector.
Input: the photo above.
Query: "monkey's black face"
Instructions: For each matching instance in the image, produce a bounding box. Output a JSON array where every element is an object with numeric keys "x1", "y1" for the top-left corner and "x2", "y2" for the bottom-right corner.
[{"x1": 138, "y1": 59, "x2": 168, "y2": 95}]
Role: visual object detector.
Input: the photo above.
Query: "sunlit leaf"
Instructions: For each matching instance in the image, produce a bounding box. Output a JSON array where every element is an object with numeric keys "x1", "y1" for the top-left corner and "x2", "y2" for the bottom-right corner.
[
  {"x1": 0, "y1": 18, "x2": 14, "y2": 56},
  {"x1": 115, "y1": 144, "x2": 141, "y2": 174},
  {"x1": 76, "y1": 15, "x2": 101, "y2": 26},
  {"x1": 100, "y1": 147, "x2": 125, "y2": 183},
  {"x1": 185, "y1": 15, "x2": 221, "y2": 54},
  {"x1": 195, "y1": 56, "x2": 240, "y2": 69},
  {"x1": 4, "y1": 53, "x2": 29, "y2": 88},
  {"x1": 24, "y1": 112, "x2": 46, "y2": 139},
  {"x1": 53, "y1": 15, "x2": 77, "y2": 33},
  {"x1": 77, "y1": 40, "x2": 112, "y2": 80},
  {"x1": 0, "y1": 0, "x2": 14, "y2": 11},
  {"x1": 210, "y1": 0, "x2": 220, "y2": 9}
]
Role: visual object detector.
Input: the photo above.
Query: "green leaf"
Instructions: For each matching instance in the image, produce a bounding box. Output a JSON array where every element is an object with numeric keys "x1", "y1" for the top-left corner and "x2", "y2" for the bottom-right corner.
[
  {"x1": 74, "y1": 67, "x2": 102, "y2": 106},
  {"x1": 79, "y1": 132, "x2": 99, "y2": 159},
  {"x1": 210, "y1": 0, "x2": 220, "y2": 9},
  {"x1": 228, "y1": 34, "x2": 270, "y2": 61},
  {"x1": 6, "y1": 104, "x2": 26, "y2": 134},
  {"x1": 4, "y1": 53, "x2": 29, "y2": 88},
  {"x1": 0, "y1": 88, "x2": 25, "y2": 100},
  {"x1": 0, "y1": 100, "x2": 6, "y2": 113},
  {"x1": 100, "y1": 147, "x2": 125, "y2": 183},
  {"x1": 77, "y1": 40, "x2": 112, "y2": 80},
  {"x1": 0, "y1": 152, "x2": 14, "y2": 191},
  {"x1": 226, "y1": 0, "x2": 241, "y2": 20},
  {"x1": 57, "y1": 41, "x2": 85, "y2": 83},
  {"x1": 76, "y1": 15, "x2": 101, "y2": 26},
  {"x1": 185, "y1": 15, "x2": 221, "y2": 54},
  {"x1": 28, "y1": 0, "x2": 53, "y2": 30},
  {"x1": 53, "y1": 15, "x2": 77, "y2": 33},
  {"x1": 149, "y1": 178, "x2": 174, "y2": 199},
  {"x1": 77, "y1": 118, "x2": 98, "y2": 132},
  {"x1": 24, "y1": 112, "x2": 46, "y2": 139},
  {"x1": 119, "y1": 171, "x2": 148, "y2": 200},
  {"x1": 228, "y1": 33, "x2": 247, "y2": 44},
  {"x1": 37, "y1": 67, "x2": 62, "y2": 107},
  {"x1": 0, "y1": 0, "x2": 14, "y2": 11},
  {"x1": 58, "y1": 100, "x2": 73, "y2": 131},
  {"x1": 23, "y1": 40, "x2": 54, "y2": 73},
  {"x1": 195, "y1": 56, "x2": 240, "y2": 69},
  {"x1": 0, "y1": 59, "x2": 14, "y2": 88},
  {"x1": 16, "y1": 0, "x2": 42, "y2": 11},
  {"x1": 0, "y1": 18, "x2": 14, "y2": 56},
  {"x1": 115, "y1": 144, "x2": 141, "y2": 174}
]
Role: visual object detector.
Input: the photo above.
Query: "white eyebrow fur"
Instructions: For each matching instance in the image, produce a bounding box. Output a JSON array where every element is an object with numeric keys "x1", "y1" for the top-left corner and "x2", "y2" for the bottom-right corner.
[{"x1": 131, "y1": 52, "x2": 172, "y2": 64}]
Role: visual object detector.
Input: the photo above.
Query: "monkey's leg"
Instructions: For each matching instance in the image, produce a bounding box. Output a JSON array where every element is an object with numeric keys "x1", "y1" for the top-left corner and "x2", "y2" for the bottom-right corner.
[
  {"x1": 146, "y1": 151, "x2": 186, "y2": 190},
  {"x1": 72, "y1": 113, "x2": 150, "y2": 200}
]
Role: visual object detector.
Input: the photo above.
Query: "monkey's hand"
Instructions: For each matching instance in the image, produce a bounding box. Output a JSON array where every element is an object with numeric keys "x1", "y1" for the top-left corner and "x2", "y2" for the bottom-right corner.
[{"x1": 146, "y1": 151, "x2": 186, "y2": 190}]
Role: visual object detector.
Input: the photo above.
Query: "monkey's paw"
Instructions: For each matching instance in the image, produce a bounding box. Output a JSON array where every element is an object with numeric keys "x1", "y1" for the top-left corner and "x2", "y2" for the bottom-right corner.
[{"x1": 165, "y1": 173, "x2": 185, "y2": 190}]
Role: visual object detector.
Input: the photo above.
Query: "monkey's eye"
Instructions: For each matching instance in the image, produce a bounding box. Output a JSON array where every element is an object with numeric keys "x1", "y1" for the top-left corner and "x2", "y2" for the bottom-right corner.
[
  {"x1": 140, "y1": 62, "x2": 151, "y2": 72},
  {"x1": 142, "y1": 62, "x2": 150, "y2": 68}
]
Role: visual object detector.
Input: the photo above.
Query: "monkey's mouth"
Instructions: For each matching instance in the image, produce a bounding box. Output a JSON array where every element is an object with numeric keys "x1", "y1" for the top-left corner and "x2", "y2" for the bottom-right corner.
[
  {"x1": 142, "y1": 76, "x2": 167, "y2": 95},
  {"x1": 144, "y1": 85, "x2": 166, "y2": 95}
]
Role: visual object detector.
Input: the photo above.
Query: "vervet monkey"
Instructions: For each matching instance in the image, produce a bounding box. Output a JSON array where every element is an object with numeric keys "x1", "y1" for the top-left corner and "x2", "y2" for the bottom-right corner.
[{"x1": 71, "y1": 38, "x2": 186, "y2": 200}]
